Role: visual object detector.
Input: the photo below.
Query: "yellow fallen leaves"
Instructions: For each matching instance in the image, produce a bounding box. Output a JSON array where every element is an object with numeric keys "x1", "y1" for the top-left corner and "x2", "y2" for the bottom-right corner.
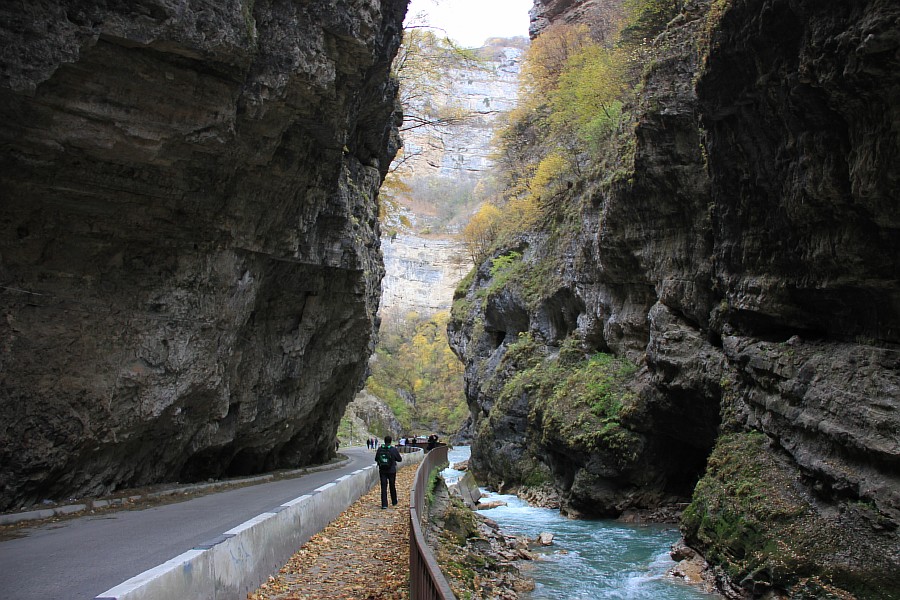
[{"x1": 248, "y1": 466, "x2": 416, "y2": 600}]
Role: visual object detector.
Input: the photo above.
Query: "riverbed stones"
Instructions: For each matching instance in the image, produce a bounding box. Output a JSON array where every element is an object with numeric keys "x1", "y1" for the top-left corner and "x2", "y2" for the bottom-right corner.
[{"x1": 449, "y1": 470, "x2": 483, "y2": 509}]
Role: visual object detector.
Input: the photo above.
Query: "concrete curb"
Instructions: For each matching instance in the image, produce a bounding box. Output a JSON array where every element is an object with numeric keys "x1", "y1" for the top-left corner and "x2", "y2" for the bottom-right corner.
[
  {"x1": 0, "y1": 457, "x2": 352, "y2": 526},
  {"x1": 94, "y1": 450, "x2": 423, "y2": 600}
]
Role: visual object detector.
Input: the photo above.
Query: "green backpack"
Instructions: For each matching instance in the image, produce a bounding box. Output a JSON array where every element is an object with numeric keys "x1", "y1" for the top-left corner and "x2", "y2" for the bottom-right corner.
[{"x1": 375, "y1": 445, "x2": 395, "y2": 470}]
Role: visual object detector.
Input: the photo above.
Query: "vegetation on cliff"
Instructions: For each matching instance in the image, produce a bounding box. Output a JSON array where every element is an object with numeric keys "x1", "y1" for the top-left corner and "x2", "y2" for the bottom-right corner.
[
  {"x1": 449, "y1": 0, "x2": 693, "y2": 514},
  {"x1": 508, "y1": 336, "x2": 638, "y2": 449},
  {"x1": 683, "y1": 431, "x2": 899, "y2": 599},
  {"x1": 461, "y1": 0, "x2": 678, "y2": 265},
  {"x1": 366, "y1": 311, "x2": 467, "y2": 434},
  {"x1": 449, "y1": 0, "x2": 900, "y2": 596}
]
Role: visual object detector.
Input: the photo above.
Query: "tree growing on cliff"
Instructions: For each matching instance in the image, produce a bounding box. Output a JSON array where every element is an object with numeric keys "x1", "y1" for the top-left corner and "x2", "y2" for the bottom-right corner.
[
  {"x1": 379, "y1": 20, "x2": 494, "y2": 232},
  {"x1": 461, "y1": 203, "x2": 502, "y2": 265},
  {"x1": 481, "y1": 5, "x2": 661, "y2": 247}
]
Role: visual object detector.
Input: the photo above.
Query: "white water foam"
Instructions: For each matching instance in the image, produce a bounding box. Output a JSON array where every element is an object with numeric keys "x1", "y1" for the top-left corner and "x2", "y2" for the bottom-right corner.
[{"x1": 446, "y1": 447, "x2": 719, "y2": 599}]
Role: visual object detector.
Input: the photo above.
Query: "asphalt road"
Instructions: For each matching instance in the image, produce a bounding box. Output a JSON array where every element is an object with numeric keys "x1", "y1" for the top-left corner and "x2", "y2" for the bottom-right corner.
[{"x1": 0, "y1": 447, "x2": 375, "y2": 600}]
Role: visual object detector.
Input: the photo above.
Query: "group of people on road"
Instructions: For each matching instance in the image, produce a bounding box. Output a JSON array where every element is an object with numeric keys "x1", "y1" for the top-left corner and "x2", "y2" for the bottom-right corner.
[{"x1": 366, "y1": 434, "x2": 441, "y2": 451}]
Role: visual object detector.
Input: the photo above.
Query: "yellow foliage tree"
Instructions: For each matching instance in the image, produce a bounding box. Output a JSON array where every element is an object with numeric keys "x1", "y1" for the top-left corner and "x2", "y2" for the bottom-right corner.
[
  {"x1": 552, "y1": 44, "x2": 627, "y2": 140},
  {"x1": 365, "y1": 311, "x2": 466, "y2": 434},
  {"x1": 461, "y1": 203, "x2": 502, "y2": 265},
  {"x1": 520, "y1": 23, "x2": 593, "y2": 97},
  {"x1": 530, "y1": 152, "x2": 570, "y2": 201}
]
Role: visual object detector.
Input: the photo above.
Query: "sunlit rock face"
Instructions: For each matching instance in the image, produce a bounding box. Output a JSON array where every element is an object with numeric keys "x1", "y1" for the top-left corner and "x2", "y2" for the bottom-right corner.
[
  {"x1": 0, "y1": 0, "x2": 406, "y2": 511},
  {"x1": 381, "y1": 234, "x2": 470, "y2": 319},
  {"x1": 398, "y1": 36, "x2": 523, "y2": 177},
  {"x1": 451, "y1": 0, "x2": 899, "y2": 593},
  {"x1": 380, "y1": 38, "x2": 523, "y2": 322}
]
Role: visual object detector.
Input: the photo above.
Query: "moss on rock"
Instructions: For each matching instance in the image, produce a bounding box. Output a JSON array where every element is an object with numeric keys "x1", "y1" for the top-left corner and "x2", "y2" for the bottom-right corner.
[{"x1": 682, "y1": 431, "x2": 900, "y2": 599}]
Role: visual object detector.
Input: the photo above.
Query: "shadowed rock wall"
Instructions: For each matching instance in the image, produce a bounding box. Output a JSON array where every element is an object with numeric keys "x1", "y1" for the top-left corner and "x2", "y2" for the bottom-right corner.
[
  {"x1": 451, "y1": 0, "x2": 898, "y2": 595},
  {"x1": 0, "y1": 0, "x2": 407, "y2": 511}
]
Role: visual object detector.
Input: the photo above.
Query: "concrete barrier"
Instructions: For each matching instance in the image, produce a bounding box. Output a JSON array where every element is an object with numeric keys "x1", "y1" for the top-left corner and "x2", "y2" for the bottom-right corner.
[{"x1": 96, "y1": 450, "x2": 423, "y2": 600}]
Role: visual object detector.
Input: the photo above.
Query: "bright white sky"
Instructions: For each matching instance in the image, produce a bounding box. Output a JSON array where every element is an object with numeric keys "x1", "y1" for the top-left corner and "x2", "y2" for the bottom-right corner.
[{"x1": 406, "y1": 0, "x2": 533, "y2": 48}]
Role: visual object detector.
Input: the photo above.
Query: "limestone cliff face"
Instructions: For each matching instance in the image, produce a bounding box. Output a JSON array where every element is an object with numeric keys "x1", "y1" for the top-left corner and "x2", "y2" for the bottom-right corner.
[
  {"x1": 0, "y1": 0, "x2": 406, "y2": 511},
  {"x1": 398, "y1": 38, "x2": 523, "y2": 176},
  {"x1": 450, "y1": 0, "x2": 899, "y2": 595},
  {"x1": 381, "y1": 234, "x2": 470, "y2": 320}
]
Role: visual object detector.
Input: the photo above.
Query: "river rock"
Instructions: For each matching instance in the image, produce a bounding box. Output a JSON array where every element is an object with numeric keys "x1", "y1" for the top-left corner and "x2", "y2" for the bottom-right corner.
[
  {"x1": 519, "y1": 483, "x2": 561, "y2": 509},
  {"x1": 669, "y1": 539, "x2": 698, "y2": 562},
  {"x1": 476, "y1": 499, "x2": 508, "y2": 510},
  {"x1": 535, "y1": 532, "x2": 554, "y2": 546},
  {"x1": 448, "y1": 470, "x2": 483, "y2": 509}
]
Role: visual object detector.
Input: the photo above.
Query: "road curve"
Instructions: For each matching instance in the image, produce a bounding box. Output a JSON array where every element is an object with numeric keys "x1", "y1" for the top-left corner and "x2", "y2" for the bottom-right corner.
[{"x1": 0, "y1": 447, "x2": 376, "y2": 600}]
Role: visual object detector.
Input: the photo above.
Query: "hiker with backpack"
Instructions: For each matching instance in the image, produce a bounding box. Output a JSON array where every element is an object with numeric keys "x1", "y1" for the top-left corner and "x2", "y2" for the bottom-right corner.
[{"x1": 374, "y1": 435, "x2": 403, "y2": 509}]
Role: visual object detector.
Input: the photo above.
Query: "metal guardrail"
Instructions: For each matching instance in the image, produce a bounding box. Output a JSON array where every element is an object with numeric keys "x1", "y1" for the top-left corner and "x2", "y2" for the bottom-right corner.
[{"x1": 408, "y1": 445, "x2": 456, "y2": 600}]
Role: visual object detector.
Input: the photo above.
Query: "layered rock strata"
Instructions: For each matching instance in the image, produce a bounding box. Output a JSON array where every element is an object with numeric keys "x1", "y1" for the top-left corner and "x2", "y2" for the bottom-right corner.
[
  {"x1": 450, "y1": 0, "x2": 899, "y2": 596},
  {"x1": 380, "y1": 234, "x2": 470, "y2": 320},
  {"x1": 0, "y1": 0, "x2": 406, "y2": 511}
]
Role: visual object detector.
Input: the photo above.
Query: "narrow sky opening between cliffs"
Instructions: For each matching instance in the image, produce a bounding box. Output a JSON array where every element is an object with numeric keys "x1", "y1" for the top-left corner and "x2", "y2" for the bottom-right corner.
[{"x1": 407, "y1": 0, "x2": 532, "y2": 48}]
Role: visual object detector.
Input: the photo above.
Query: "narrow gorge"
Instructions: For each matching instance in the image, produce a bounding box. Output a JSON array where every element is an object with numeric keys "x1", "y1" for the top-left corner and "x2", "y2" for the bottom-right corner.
[
  {"x1": 448, "y1": 0, "x2": 899, "y2": 598},
  {"x1": 1, "y1": 1, "x2": 897, "y2": 598}
]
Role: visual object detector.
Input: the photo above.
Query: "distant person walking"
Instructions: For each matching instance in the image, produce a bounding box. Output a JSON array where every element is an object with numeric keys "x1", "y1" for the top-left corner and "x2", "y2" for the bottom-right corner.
[{"x1": 374, "y1": 436, "x2": 403, "y2": 509}]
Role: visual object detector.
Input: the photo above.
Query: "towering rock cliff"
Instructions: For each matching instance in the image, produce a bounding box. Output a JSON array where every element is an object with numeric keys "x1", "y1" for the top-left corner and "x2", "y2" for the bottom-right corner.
[
  {"x1": 449, "y1": 0, "x2": 899, "y2": 596},
  {"x1": 0, "y1": 0, "x2": 406, "y2": 511},
  {"x1": 380, "y1": 38, "x2": 523, "y2": 322}
]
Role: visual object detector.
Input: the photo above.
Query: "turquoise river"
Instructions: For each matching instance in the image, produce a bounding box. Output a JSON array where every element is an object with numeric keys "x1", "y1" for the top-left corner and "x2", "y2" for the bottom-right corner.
[{"x1": 443, "y1": 446, "x2": 720, "y2": 600}]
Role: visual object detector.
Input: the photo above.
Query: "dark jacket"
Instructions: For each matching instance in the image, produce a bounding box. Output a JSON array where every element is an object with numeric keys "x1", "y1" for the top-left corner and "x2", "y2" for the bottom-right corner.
[{"x1": 376, "y1": 444, "x2": 403, "y2": 474}]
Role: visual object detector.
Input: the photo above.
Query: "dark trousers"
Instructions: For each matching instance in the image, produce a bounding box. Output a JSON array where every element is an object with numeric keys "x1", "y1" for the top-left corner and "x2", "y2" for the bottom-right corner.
[{"x1": 379, "y1": 470, "x2": 397, "y2": 507}]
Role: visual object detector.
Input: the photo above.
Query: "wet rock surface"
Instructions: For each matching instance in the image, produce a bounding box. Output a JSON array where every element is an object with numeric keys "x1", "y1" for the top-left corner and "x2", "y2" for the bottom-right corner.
[{"x1": 0, "y1": 0, "x2": 406, "y2": 511}]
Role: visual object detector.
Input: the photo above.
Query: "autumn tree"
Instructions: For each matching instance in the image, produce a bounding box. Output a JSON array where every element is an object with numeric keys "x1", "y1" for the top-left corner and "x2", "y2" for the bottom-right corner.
[
  {"x1": 365, "y1": 311, "x2": 467, "y2": 434},
  {"x1": 479, "y1": 8, "x2": 655, "y2": 246},
  {"x1": 461, "y1": 203, "x2": 502, "y2": 265},
  {"x1": 520, "y1": 23, "x2": 593, "y2": 98},
  {"x1": 378, "y1": 22, "x2": 492, "y2": 232}
]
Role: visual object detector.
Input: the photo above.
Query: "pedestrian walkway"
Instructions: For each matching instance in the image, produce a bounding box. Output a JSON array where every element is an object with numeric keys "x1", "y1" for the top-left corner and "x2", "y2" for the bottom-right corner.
[{"x1": 248, "y1": 464, "x2": 416, "y2": 600}]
